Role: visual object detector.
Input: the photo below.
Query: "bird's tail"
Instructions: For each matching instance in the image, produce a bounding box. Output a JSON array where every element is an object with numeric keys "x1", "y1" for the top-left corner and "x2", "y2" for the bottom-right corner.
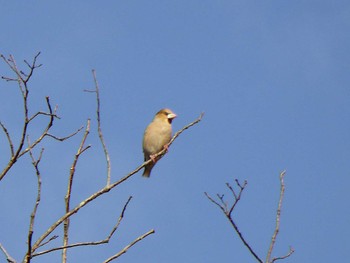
[{"x1": 142, "y1": 166, "x2": 151, "y2": 178}]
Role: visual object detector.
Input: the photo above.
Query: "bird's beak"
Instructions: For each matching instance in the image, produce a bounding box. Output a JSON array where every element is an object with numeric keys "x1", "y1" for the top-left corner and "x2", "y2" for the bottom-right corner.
[{"x1": 168, "y1": 113, "x2": 177, "y2": 120}]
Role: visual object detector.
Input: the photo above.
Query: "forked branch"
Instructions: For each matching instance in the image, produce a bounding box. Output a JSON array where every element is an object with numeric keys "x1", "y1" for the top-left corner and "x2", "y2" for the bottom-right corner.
[
  {"x1": 205, "y1": 171, "x2": 293, "y2": 263},
  {"x1": 33, "y1": 196, "x2": 134, "y2": 257},
  {"x1": 0, "y1": 53, "x2": 81, "y2": 182},
  {"x1": 205, "y1": 180, "x2": 262, "y2": 262}
]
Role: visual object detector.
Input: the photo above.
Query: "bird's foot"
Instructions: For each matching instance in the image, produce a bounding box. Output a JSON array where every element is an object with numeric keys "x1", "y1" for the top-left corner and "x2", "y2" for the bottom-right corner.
[
  {"x1": 150, "y1": 154, "x2": 157, "y2": 163},
  {"x1": 163, "y1": 143, "x2": 170, "y2": 152}
]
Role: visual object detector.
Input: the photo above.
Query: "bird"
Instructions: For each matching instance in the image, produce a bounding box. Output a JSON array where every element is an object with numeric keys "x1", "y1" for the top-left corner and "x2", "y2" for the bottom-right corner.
[{"x1": 142, "y1": 108, "x2": 177, "y2": 177}]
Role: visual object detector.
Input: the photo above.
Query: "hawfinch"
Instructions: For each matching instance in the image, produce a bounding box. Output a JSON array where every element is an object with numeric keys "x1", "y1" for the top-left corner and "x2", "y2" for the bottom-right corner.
[{"x1": 142, "y1": 108, "x2": 177, "y2": 177}]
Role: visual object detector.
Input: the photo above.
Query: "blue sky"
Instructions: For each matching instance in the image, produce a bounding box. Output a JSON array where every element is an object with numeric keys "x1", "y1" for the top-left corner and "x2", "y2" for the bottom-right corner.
[{"x1": 0, "y1": 1, "x2": 349, "y2": 262}]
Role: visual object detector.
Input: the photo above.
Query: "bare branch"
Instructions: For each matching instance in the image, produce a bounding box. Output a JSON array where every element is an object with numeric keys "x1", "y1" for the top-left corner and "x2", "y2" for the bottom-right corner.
[
  {"x1": 20, "y1": 97, "x2": 54, "y2": 155},
  {"x1": 271, "y1": 247, "x2": 294, "y2": 263},
  {"x1": 216, "y1": 193, "x2": 228, "y2": 211},
  {"x1": 62, "y1": 119, "x2": 91, "y2": 262},
  {"x1": 0, "y1": 243, "x2": 16, "y2": 263},
  {"x1": 24, "y1": 142, "x2": 44, "y2": 263},
  {"x1": 226, "y1": 210, "x2": 263, "y2": 263},
  {"x1": 19, "y1": 98, "x2": 81, "y2": 158},
  {"x1": 0, "y1": 55, "x2": 30, "y2": 180},
  {"x1": 91, "y1": 69, "x2": 111, "y2": 186},
  {"x1": 205, "y1": 180, "x2": 263, "y2": 263},
  {"x1": 205, "y1": 180, "x2": 247, "y2": 217},
  {"x1": 106, "y1": 196, "x2": 133, "y2": 239},
  {"x1": 22, "y1": 52, "x2": 42, "y2": 82},
  {"x1": 0, "y1": 54, "x2": 80, "y2": 182},
  {"x1": 204, "y1": 192, "x2": 226, "y2": 214},
  {"x1": 0, "y1": 121, "x2": 14, "y2": 156},
  {"x1": 28, "y1": 111, "x2": 60, "y2": 122},
  {"x1": 266, "y1": 171, "x2": 293, "y2": 263},
  {"x1": 206, "y1": 173, "x2": 293, "y2": 263},
  {"x1": 227, "y1": 180, "x2": 247, "y2": 216},
  {"x1": 1, "y1": 76, "x2": 17, "y2": 82},
  {"x1": 1, "y1": 54, "x2": 24, "y2": 85},
  {"x1": 31, "y1": 113, "x2": 203, "y2": 253},
  {"x1": 103, "y1": 229, "x2": 155, "y2": 263},
  {"x1": 33, "y1": 196, "x2": 133, "y2": 257},
  {"x1": 45, "y1": 126, "x2": 84, "y2": 142},
  {"x1": 36, "y1": 236, "x2": 59, "y2": 250}
]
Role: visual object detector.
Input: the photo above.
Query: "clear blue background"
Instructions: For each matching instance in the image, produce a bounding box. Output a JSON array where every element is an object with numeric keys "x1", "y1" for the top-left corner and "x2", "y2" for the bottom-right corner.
[{"x1": 0, "y1": 1, "x2": 349, "y2": 262}]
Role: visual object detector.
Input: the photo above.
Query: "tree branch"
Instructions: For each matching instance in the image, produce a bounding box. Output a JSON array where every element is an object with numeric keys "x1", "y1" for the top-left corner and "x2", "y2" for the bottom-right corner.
[
  {"x1": 0, "y1": 243, "x2": 16, "y2": 263},
  {"x1": 45, "y1": 126, "x2": 84, "y2": 142},
  {"x1": 23, "y1": 143, "x2": 44, "y2": 263},
  {"x1": 0, "y1": 54, "x2": 80, "y2": 182},
  {"x1": 0, "y1": 121, "x2": 14, "y2": 157},
  {"x1": 62, "y1": 119, "x2": 91, "y2": 263},
  {"x1": 90, "y1": 69, "x2": 111, "y2": 186},
  {"x1": 205, "y1": 180, "x2": 263, "y2": 262},
  {"x1": 266, "y1": 171, "x2": 294, "y2": 262},
  {"x1": 206, "y1": 172, "x2": 293, "y2": 263},
  {"x1": 30, "y1": 112, "x2": 204, "y2": 253},
  {"x1": 103, "y1": 229, "x2": 155, "y2": 263},
  {"x1": 33, "y1": 196, "x2": 133, "y2": 257},
  {"x1": 271, "y1": 247, "x2": 294, "y2": 263}
]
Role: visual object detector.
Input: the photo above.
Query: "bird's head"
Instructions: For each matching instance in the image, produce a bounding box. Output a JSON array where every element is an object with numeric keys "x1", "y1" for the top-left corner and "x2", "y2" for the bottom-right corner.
[{"x1": 155, "y1": 108, "x2": 177, "y2": 124}]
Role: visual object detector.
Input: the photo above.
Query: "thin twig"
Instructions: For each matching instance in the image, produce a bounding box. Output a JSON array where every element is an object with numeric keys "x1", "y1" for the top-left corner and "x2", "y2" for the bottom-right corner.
[
  {"x1": 62, "y1": 119, "x2": 91, "y2": 263},
  {"x1": 205, "y1": 180, "x2": 263, "y2": 263},
  {"x1": 18, "y1": 97, "x2": 55, "y2": 158},
  {"x1": 24, "y1": 142, "x2": 44, "y2": 263},
  {"x1": 31, "y1": 113, "x2": 203, "y2": 253},
  {"x1": 0, "y1": 54, "x2": 80, "y2": 182},
  {"x1": 91, "y1": 69, "x2": 111, "y2": 186},
  {"x1": 226, "y1": 212, "x2": 263, "y2": 263},
  {"x1": 0, "y1": 54, "x2": 30, "y2": 181},
  {"x1": 36, "y1": 236, "x2": 59, "y2": 250},
  {"x1": 227, "y1": 180, "x2": 247, "y2": 215},
  {"x1": 204, "y1": 192, "x2": 226, "y2": 214},
  {"x1": 22, "y1": 52, "x2": 42, "y2": 82},
  {"x1": 0, "y1": 121, "x2": 14, "y2": 156},
  {"x1": 107, "y1": 196, "x2": 133, "y2": 239},
  {"x1": 271, "y1": 247, "x2": 294, "y2": 262},
  {"x1": 28, "y1": 111, "x2": 60, "y2": 122},
  {"x1": 103, "y1": 229, "x2": 155, "y2": 263},
  {"x1": 266, "y1": 171, "x2": 293, "y2": 263},
  {"x1": 206, "y1": 173, "x2": 293, "y2": 263},
  {"x1": 33, "y1": 196, "x2": 133, "y2": 257},
  {"x1": 1, "y1": 54, "x2": 24, "y2": 86},
  {"x1": 1, "y1": 76, "x2": 17, "y2": 82},
  {"x1": 45, "y1": 126, "x2": 84, "y2": 142},
  {"x1": 0, "y1": 243, "x2": 16, "y2": 263}
]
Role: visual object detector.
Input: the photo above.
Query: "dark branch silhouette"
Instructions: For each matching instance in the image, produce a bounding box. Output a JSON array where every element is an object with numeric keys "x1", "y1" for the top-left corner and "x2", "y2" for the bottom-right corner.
[{"x1": 205, "y1": 171, "x2": 293, "y2": 263}]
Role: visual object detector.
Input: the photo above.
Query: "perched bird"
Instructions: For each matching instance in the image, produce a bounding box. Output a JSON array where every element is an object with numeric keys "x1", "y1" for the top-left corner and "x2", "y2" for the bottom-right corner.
[{"x1": 142, "y1": 108, "x2": 177, "y2": 177}]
